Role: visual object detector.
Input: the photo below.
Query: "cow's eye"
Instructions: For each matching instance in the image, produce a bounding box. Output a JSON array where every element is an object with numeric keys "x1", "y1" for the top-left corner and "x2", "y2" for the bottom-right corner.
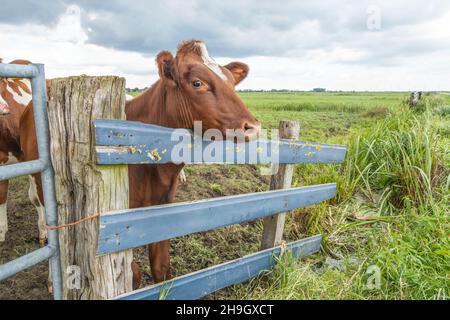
[{"x1": 192, "y1": 80, "x2": 203, "y2": 88}]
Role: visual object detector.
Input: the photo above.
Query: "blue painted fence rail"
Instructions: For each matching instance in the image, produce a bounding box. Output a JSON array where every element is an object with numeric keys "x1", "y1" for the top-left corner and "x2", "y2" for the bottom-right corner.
[
  {"x1": 95, "y1": 119, "x2": 346, "y2": 165},
  {"x1": 98, "y1": 184, "x2": 336, "y2": 255},
  {"x1": 115, "y1": 235, "x2": 322, "y2": 300}
]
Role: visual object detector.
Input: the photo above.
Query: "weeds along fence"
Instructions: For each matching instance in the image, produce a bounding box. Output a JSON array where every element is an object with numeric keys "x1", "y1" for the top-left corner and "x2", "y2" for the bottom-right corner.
[{"x1": 0, "y1": 71, "x2": 346, "y2": 300}]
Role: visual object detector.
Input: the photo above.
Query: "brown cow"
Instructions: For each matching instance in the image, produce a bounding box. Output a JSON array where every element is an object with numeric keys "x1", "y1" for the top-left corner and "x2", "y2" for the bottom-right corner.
[
  {"x1": 0, "y1": 58, "x2": 36, "y2": 242},
  {"x1": 125, "y1": 39, "x2": 260, "y2": 284},
  {"x1": 19, "y1": 39, "x2": 261, "y2": 288}
]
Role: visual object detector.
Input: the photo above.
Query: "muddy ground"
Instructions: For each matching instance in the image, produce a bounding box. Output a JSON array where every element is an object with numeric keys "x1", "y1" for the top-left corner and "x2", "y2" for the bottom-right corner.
[{"x1": 0, "y1": 164, "x2": 272, "y2": 300}]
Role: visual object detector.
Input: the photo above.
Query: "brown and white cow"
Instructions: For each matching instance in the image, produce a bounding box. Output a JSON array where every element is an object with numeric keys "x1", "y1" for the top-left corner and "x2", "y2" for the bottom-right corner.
[
  {"x1": 0, "y1": 58, "x2": 36, "y2": 242},
  {"x1": 19, "y1": 40, "x2": 261, "y2": 287}
]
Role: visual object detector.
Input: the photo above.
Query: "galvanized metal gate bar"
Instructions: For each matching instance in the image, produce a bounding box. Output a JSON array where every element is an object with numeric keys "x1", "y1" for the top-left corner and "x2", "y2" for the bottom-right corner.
[
  {"x1": 0, "y1": 63, "x2": 62, "y2": 300},
  {"x1": 115, "y1": 235, "x2": 322, "y2": 300}
]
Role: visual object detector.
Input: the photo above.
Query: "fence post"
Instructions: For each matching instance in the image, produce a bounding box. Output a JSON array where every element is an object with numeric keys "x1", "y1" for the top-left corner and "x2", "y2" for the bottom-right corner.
[
  {"x1": 47, "y1": 76, "x2": 133, "y2": 299},
  {"x1": 260, "y1": 120, "x2": 300, "y2": 250}
]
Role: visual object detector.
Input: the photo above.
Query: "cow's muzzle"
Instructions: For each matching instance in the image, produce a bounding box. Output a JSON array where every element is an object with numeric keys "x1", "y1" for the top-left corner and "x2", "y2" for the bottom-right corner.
[
  {"x1": 226, "y1": 121, "x2": 261, "y2": 142},
  {"x1": 242, "y1": 122, "x2": 262, "y2": 141}
]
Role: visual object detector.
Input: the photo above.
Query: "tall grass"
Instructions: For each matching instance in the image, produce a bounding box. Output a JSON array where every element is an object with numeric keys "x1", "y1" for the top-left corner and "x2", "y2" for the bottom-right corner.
[
  {"x1": 341, "y1": 107, "x2": 440, "y2": 214},
  {"x1": 233, "y1": 95, "x2": 449, "y2": 300},
  {"x1": 237, "y1": 209, "x2": 449, "y2": 300}
]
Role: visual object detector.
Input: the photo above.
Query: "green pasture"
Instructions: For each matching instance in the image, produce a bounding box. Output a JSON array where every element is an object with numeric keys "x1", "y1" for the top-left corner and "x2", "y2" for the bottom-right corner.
[{"x1": 77, "y1": 91, "x2": 450, "y2": 299}]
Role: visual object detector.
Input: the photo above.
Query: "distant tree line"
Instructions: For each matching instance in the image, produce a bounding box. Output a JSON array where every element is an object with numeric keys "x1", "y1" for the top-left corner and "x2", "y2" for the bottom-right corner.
[
  {"x1": 125, "y1": 87, "x2": 443, "y2": 94},
  {"x1": 237, "y1": 88, "x2": 328, "y2": 93},
  {"x1": 126, "y1": 87, "x2": 148, "y2": 94},
  {"x1": 127, "y1": 87, "x2": 337, "y2": 93}
]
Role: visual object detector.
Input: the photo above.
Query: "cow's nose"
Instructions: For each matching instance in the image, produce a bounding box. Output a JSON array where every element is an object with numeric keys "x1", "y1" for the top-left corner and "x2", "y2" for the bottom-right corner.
[{"x1": 242, "y1": 120, "x2": 261, "y2": 141}]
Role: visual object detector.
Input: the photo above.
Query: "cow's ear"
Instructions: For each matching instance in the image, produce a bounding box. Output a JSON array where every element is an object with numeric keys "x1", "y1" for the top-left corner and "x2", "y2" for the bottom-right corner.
[
  {"x1": 156, "y1": 51, "x2": 176, "y2": 86},
  {"x1": 224, "y1": 62, "x2": 249, "y2": 85}
]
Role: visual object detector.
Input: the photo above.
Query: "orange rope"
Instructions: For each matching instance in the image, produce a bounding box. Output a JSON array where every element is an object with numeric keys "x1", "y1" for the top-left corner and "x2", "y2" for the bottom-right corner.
[{"x1": 45, "y1": 212, "x2": 100, "y2": 230}]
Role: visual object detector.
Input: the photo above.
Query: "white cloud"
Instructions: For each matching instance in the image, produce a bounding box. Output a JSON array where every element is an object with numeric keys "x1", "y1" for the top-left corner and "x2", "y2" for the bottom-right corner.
[
  {"x1": 0, "y1": 6, "x2": 157, "y2": 88},
  {"x1": 1, "y1": 2, "x2": 449, "y2": 91}
]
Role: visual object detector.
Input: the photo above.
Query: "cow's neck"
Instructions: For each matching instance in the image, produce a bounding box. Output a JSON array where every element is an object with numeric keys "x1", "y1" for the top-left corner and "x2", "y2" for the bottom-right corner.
[{"x1": 126, "y1": 80, "x2": 194, "y2": 129}]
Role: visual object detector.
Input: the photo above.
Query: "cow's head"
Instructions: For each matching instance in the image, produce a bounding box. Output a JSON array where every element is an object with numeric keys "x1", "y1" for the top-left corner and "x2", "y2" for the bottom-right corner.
[{"x1": 156, "y1": 40, "x2": 261, "y2": 141}]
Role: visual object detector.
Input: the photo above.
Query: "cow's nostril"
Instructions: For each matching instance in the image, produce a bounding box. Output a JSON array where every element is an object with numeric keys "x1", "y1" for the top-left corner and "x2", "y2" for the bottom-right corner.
[
  {"x1": 244, "y1": 122, "x2": 261, "y2": 132},
  {"x1": 242, "y1": 121, "x2": 261, "y2": 141},
  {"x1": 243, "y1": 122, "x2": 260, "y2": 131}
]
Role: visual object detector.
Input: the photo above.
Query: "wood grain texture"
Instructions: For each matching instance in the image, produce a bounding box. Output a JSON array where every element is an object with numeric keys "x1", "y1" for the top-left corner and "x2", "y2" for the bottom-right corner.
[
  {"x1": 47, "y1": 76, "x2": 133, "y2": 299},
  {"x1": 260, "y1": 121, "x2": 300, "y2": 250}
]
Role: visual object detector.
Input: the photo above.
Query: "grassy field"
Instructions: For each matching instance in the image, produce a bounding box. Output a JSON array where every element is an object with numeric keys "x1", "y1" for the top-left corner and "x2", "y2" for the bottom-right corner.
[
  {"x1": 227, "y1": 91, "x2": 449, "y2": 300},
  {"x1": 177, "y1": 91, "x2": 449, "y2": 300},
  {"x1": 1, "y1": 91, "x2": 448, "y2": 300},
  {"x1": 172, "y1": 91, "x2": 449, "y2": 300},
  {"x1": 239, "y1": 91, "x2": 404, "y2": 140}
]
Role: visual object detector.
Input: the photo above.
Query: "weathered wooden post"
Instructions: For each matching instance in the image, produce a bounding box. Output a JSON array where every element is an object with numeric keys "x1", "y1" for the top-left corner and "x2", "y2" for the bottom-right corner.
[
  {"x1": 260, "y1": 120, "x2": 300, "y2": 250},
  {"x1": 47, "y1": 76, "x2": 133, "y2": 299}
]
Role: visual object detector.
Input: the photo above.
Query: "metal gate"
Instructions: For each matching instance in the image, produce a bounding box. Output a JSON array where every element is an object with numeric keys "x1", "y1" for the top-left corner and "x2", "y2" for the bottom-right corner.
[{"x1": 0, "y1": 63, "x2": 62, "y2": 299}]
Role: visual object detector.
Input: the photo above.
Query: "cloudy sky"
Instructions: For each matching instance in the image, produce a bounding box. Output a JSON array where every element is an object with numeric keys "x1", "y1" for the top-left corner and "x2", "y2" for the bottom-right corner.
[{"x1": 1, "y1": 0, "x2": 449, "y2": 90}]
